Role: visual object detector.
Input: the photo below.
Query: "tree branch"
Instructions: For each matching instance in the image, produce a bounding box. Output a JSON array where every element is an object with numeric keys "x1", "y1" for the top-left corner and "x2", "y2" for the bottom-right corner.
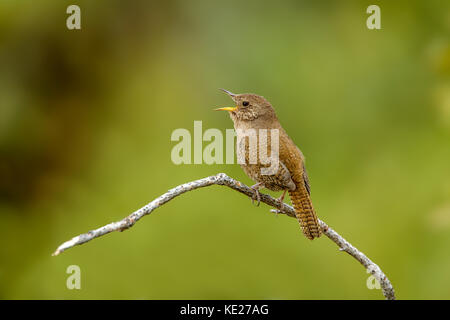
[{"x1": 52, "y1": 173, "x2": 395, "y2": 300}]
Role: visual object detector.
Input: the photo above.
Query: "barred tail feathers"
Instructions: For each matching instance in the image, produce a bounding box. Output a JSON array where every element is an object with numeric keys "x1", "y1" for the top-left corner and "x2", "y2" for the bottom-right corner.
[{"x1": 288, "y1": 183, "x2": 321, "y2": 240}]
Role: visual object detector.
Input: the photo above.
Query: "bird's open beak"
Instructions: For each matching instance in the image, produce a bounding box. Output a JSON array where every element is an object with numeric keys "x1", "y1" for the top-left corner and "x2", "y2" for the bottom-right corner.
[
  {"x1": 215, "y1": 88, "x2": 237, "y2": 111},
  {"x1": 219, "y1": 88, "x2": 236, "y2": 97},
  {"x1": 215, "y1": 106, "x2": 238, "y2": 112}
]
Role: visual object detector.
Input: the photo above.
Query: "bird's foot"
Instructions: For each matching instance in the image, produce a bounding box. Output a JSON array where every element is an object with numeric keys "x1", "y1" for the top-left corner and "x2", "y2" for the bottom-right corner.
[
  {"x1": 276, "y1": 190, "x2": 288, "y2": 210},
  {"x1": 269, "y1": 190, "x2": 288, "y2": 217},
  {"x1": 250, "y1": 183, "x2": 264, "y2": 206}
]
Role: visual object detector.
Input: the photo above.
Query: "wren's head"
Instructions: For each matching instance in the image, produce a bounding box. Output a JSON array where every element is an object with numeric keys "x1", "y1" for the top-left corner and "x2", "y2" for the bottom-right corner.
[{"x1": 216, "y1": 89, "x2": 277, "y2": 123}]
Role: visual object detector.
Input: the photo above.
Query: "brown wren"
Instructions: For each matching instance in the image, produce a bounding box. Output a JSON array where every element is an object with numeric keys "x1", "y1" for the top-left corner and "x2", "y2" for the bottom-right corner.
[{"x1": 216, "y1": 89, "x2": 321, "y2": 240}]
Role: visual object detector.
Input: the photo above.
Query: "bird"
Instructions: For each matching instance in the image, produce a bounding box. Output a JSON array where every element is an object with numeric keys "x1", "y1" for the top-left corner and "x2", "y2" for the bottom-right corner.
[{"x1": 215, "y1": 89, "x2": 321, "y2": 240}]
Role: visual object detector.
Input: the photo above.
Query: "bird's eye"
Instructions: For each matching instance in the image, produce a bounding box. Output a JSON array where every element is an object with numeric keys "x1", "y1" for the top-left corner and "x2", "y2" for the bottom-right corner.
[{"x1": 242, "y1": 101, "x2": 249, "y2": 107}]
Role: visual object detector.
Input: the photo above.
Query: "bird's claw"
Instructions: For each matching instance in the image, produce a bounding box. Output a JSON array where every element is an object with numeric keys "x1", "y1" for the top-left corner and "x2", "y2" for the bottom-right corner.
[
  {"x1": 251, "y1": 189, "x2": 261, "y2": 206},
  {"x1": 276, "y1": 190, "x2": 287, "y2": 209},
  {"x1": 276, "y1": 198, "x2": 283, "y2": 210},
  {"x1": 250, "y1": 183, "x2": 263, "y2": 207}
]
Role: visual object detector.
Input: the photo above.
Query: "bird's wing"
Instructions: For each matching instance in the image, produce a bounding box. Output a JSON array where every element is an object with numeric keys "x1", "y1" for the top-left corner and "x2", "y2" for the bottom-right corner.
[{"x1": 302, "y1": 162, "x2": 311, "y2": 195}]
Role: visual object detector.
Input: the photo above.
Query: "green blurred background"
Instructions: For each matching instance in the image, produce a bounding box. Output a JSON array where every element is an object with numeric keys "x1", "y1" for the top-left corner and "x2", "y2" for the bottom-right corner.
[{"x1": 0, "y1": 0, "x2": 449, "y2": 299}]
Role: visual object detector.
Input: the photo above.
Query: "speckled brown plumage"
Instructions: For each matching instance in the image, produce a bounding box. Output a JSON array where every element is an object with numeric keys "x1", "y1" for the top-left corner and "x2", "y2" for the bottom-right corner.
[{"x1": 217, "y1": 90, "x2": 321, "y2": 240}]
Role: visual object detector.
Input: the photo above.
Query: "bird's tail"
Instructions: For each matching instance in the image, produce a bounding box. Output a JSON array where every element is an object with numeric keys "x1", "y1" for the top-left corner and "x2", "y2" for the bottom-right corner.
[{"x1": 288, "y1": 183, "x2": 321, "y2": 240}]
